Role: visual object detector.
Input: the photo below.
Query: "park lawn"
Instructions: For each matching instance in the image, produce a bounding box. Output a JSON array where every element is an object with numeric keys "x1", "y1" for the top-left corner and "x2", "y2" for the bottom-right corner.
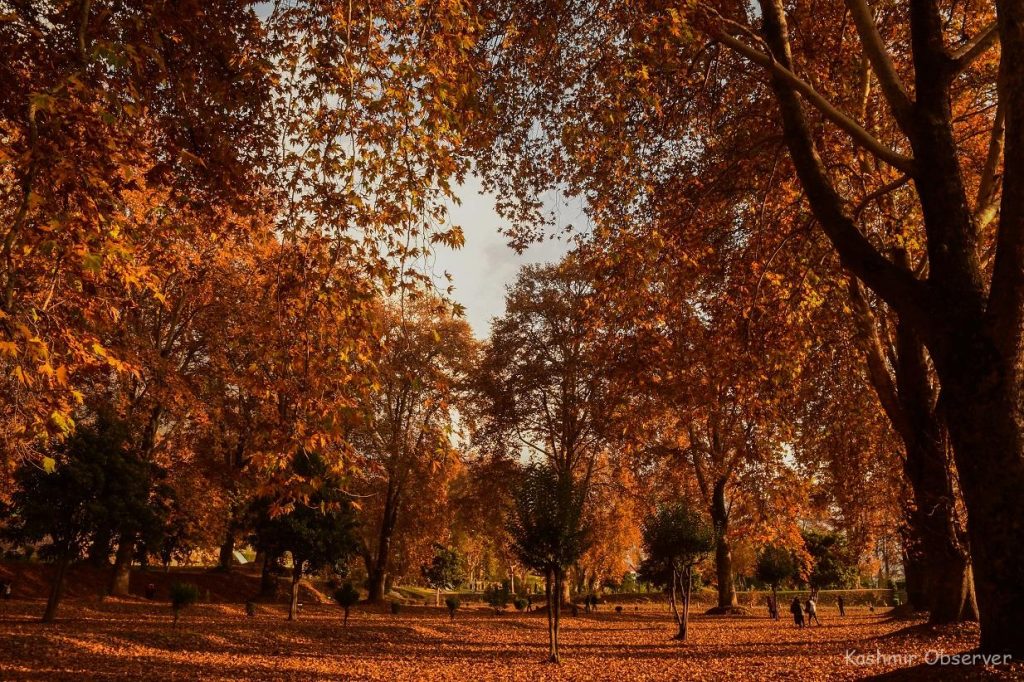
[{"x1": 0, "y1": 600, "x2": 1020, "y2": 681}]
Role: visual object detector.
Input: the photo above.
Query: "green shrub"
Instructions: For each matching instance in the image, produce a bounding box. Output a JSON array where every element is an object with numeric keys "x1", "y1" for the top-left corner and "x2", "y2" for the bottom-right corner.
[
  {"x1": 390, "y1": 601, "x2": 402, "y2": 615},
  {"x1": 483, "y1": 584, "x2": 510, "y2": 610},
  {"x1": 333, "y1": 583, "x2": 360, "y2": 626},
  {"x1": 169, "y1": 582, "x2": 200, "y2": 627},
  {"x1": 445, "y1": 596, "x2": 460, "y2": 620},
  {"x1": 513, "y1": 597, "x2": 528, "y2": 611}
]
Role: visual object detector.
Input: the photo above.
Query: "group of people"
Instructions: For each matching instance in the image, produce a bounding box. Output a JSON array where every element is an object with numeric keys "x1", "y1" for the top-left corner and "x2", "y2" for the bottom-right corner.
[
  {"x1": 789, "y1": 595, "x2": 822, "y2": 627},
  {"x1": 767, "y1": 591, "x2": 849, "y2": 627}
]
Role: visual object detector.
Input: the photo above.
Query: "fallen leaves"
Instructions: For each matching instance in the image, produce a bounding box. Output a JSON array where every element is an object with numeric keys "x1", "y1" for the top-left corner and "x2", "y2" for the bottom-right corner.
[{"x1": 0, "y1": 600, "x2": 1019, "y2": 681}]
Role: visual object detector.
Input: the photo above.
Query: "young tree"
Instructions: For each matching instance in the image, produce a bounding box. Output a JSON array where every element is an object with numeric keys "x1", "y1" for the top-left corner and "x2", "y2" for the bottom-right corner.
[
  {"x1": 252, "y1": 452, "x2": 359, "y2": 621},
  {"x1": 509, "y1": 463, "x2": 591, "y2": 664},
  {"x1": 421, "y1": 544, "x2": 465, "y2": 607},
  {"x1": 756, "y1": 545, "x2": 798, "y2": 621},
  {"x1": 640, "y1": 502, "x2": 715, "y2": 641}
]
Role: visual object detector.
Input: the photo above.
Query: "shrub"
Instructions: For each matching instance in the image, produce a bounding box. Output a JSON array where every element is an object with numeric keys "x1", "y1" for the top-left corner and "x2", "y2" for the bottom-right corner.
[
  {"x1": 513, "y1": 597, "x2": 528, "y2": 611},
  {"x1": 483, "y1": 584, "x2": 510, "y2": 610},
  {"x1": 333, "y1": 583, "x2": 360, "y2": 626},
  {"x1": 169, "y1": 582, "x2": 200, "y2": 627},
  {"x1": 445, "y1": 596, "x2": 460, "y2": 621},
  {"x1": 390, "y1": 601, "x2": 402, "y2": 615}
]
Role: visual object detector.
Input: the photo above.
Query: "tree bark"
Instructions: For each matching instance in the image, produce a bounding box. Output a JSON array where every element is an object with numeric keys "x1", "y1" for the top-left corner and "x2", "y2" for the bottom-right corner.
[
  {"x1": 42, "y1": 556, "x2": 71, "y2": 623},
  {"x1": 753, "y1": 0, "x2": 1024, "y2": 653},
  {"x1": 259, "y1": 552, "x2": 278, "y2": 599},
  {"x1": 218, "y1": 528, "x2": 235, "y2": 572},
  {"x1": 366, "y1": 479, "x2": 400, "y2": 604},
  {"x1": 710, "y1": 479, "x2": 737, "y2": 608},
  {"x1": 108, "y1": 536, "x2": 133, "y2": 597},
  {"x1": 902, "y1": 543, "x2": 928, "y2": 612},
  {"x1": 677, "y1": 566, "x2": 692, "y2": 640}
]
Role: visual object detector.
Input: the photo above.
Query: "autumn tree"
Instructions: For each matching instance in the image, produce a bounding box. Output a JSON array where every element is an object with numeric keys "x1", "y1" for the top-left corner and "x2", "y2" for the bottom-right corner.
[
  {"x1": 421, "y1": 543, "x2": 465, "y2": 607},
  {"x1": 353, "y1": 298, "x2": 474, "y2": 603},
  {"x1": 470, "y1": 0, "x2": 1020, "y2": 650}
]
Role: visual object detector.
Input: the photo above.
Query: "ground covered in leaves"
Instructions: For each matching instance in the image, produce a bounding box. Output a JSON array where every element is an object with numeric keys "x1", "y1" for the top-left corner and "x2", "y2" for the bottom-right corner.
[{"x1": 1, "y1": 599, "x2": 1020, "y2": 681}]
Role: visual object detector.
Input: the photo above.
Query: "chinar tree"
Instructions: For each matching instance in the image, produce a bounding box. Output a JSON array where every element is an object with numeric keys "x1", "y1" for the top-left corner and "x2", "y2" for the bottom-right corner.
[
  {"x1": 510, "y1": 463, "x2": 591, "y2": 664},
  {"x1": 640, "y1": 501, "x2": 714, "y2": 641}
]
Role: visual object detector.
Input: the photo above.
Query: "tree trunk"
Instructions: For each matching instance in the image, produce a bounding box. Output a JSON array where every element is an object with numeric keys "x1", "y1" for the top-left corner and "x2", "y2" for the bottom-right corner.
[
  {"x1": 288, "y1": 561, "x2": 302, "y2": 621},
  {"x1": 218, "y1": 529, "x2": 235, "y2": 572},
  {"x1": 677, "y1": 567, "x2": 692, "y2": 640},
  {"x1": 936, "y1": 353, "x2": 1024, "y2": 653},
  {"x1": 771, "y1": 585, "x2": 779, "y2": 621},
  {"x1": 848, "y1": 280, "x2": 976, "y2": 623},
  {"x1": 87, "y1": 527, "x2": 111, "y2": 567},
  {"x1": 367, "y1": 481, "x2": 400, "y2": 604},
  {"x1": 367, "y1": 566, "x2": 386, "y2": 604},
  {"x1": 545, "y1": 569, "x2": 556, "y2": 662},
  {"x1": 902, "y1": 542, "x2": 928, "y2": 611},
  {"x1": 711, "y1": 479, "x2": 737, "y2": 608},
  {"x1": 259, "y1": 553, "x2": 279, "y2": 599},
  {"x1": 42, "y1": 556, "x2": 71, "y2": 623},
  {"x1": 108, "y1": 536, "x2": 133, "y2": 597},
  {"x1": 552, "y1": 569, "x2": 561, "y2": 663}
]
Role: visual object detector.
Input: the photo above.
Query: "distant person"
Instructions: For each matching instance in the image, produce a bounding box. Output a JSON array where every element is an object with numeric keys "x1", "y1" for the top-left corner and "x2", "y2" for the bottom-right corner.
[
  {"x1": 145, "y1": 583, "x2": 157, "y2": 600},
  {"x1": 806, "y1": 597, "x2": 821, "y2": 626},
  {"x1": 1, "y1": 581, "x2": 11, "y2": 600},
  {"x1": 790, "y1": 597, "x2": 804, "y2": 627},
  {"x1": 526, "y1": 595, "x2": 533, "y2": 613},
  {"x1": 837, "y1": 596, "x2": 845, "y2": 617}
]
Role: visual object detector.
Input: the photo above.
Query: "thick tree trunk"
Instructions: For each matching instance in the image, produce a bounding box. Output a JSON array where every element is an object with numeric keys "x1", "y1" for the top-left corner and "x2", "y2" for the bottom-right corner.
[
  {"x1": 87, "y1": 528, "x2": 111, "y2": 567},
  {"x1": 108, "y1": 536, "x2": 133, "y2": 597},
  {"x1": 902, "y1": 541, "x2": 928, "y2": 612},
  {"x1": 849, "y1": 281, "x2": 975, "y2": 623},
  {"x1": 937, "y1": 353, "x2": 1024, "y2": 653},
  {"x1": 42, "y1": 556, "x2": 71, "y2": 623},
  {"x1": 710, "y1": 479, "x2": 737, "y2": 608}
]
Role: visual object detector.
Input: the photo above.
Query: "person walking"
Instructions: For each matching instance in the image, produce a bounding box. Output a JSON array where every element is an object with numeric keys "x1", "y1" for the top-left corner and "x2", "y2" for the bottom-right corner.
[
  {"x1": 806, "y1": 596, "x2": 821, "y2": 626},
  {"x1": 790, "y1": 596, "x2": 804, "y2": 627},
  {"x1": 837, "y1": 595, "x2": 845, "y2": 617}
]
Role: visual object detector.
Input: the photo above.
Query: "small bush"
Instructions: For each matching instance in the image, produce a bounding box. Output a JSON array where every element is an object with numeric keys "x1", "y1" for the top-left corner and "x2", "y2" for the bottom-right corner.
[
  {"x1": 513, "y1": 597, "x2": 528, "y2": 611},
  {"x1": 169, "y1": 582, "x2": 200, "y2": 627},
  {"x1": 333, "y1": 583, "x2": 360, "y2": 626},
  {"x1": 615, "y1": 605, "x2": 623, "y2": 614},
  {"x1": 445, "y1": 596, "x2": 460, "y2": 621},
  {"x1": 390, "y1": 601, "x2": 402, "y2": 615},
  {"x1": 483, "y1": 584, "x2": 510, "y2": 610}
]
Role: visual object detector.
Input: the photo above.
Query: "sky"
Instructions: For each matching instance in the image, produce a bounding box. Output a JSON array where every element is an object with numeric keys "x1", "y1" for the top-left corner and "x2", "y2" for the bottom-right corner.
[{"x1": 430, "y1": 175, "x2": 578, "y2": 338}]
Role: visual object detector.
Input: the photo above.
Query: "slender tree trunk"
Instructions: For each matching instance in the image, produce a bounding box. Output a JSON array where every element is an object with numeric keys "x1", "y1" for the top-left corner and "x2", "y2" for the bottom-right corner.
[
  {"x1": 668, "y1": 568, "x2": 681, "y2": 626},
  {"x1": 552, "y1": 570, "x2": 562, "y2": 663},
  {"x1": 218, "y1": 529, "x2": 235, "y2": 572},
  {"x1": 771, "y1": 585, "x2": 779, "y2": 621},
  {"x1": 367, "y1": 482, "x2": 400, "y2": 604},
  {"x1": 678, "y1": 567, "x2": 692, "y2": 641},
  {"x1": 42, "y1": 556, "x2": 71, "y2": 623},
  {"x1": 546, "y1": 569, "x2": 557, "y2": 663},
  {"x1": 710, "y1": 479, "x2": 737, "y2": 608},
  {"x1": 108, "y1": 536, "x2": 133, "y2": 597},
  {"x1": 288, "y1": 561, "x2": 302, "y2": 621}
]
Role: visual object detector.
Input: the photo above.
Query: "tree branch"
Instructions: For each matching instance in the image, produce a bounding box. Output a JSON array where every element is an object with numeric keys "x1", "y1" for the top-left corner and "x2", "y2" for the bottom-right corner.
[
  {"x1": 843, "y1": 0, "x2": 914, "y2": 131},
  {"x1": 953, "y1": 21, "x2": 999, "y2": 72},
  {"x1": 713, "y1": 30, "x2": 915, "y2": 173}
]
